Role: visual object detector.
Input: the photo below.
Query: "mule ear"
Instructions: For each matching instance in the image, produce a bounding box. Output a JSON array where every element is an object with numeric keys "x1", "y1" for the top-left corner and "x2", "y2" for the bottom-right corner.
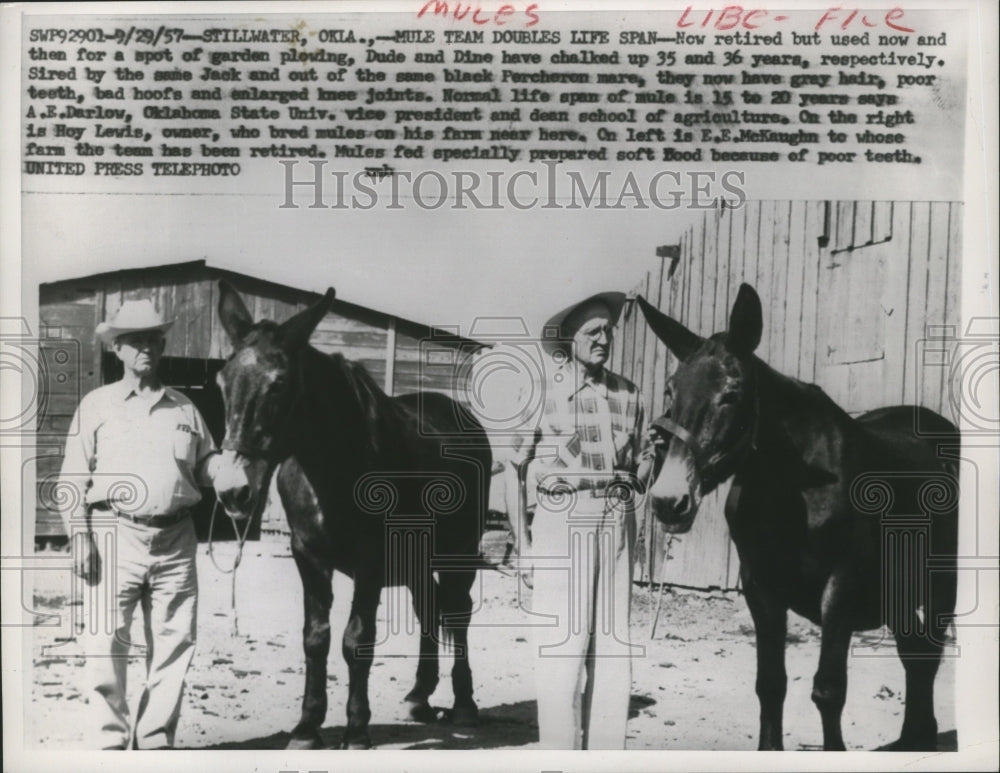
[
  {"x1": 279, "y1": 288, "x2": 336, "y2": 348},
  {"x1": 727, "y1": 283, "x2": 763, "y2": 355},
  {"x1": 218, "y1": 280, "x2": 254, "y2": 345},
  {"x1": 636, "y1": 295, "x2": 703, "y2": 361}
]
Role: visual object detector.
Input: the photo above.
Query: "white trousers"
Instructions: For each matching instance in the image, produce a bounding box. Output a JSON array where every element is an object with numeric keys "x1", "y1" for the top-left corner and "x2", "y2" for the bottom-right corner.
[
  {"x1": 76, "y1": 517, "x2": 198, "y2": 749},
  {"x1": 530, "y1": 494, "x2": 638, "y2": 749}
]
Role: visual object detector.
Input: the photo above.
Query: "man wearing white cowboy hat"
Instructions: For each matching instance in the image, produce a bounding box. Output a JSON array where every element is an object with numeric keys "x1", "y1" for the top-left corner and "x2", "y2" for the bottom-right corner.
[
  {"x1": 507, "y1": 291, "x2": 656, "y2": 749},
  {"x1": 59, "y1": 298, "x2": 222, "y2": 749}
]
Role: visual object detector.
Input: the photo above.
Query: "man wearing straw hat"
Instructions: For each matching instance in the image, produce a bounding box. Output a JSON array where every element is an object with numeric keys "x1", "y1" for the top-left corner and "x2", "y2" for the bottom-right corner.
[
  {"x1": 59, "y1": 298, "x2": 222, "y2": 749},
  {"x1": 508, "y1": 291, "x2": 656, "y2": 749}
]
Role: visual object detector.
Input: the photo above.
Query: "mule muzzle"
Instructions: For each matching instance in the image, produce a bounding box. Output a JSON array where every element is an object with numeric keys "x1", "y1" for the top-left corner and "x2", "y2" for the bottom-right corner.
[
  {"x1": 212, "y1": 449, "x2": 256, "y2": 521},
  {"x1": 650, "y1": 491, "x2": 698, "y2": 533},
  {"x1": 218, "y1": 483, "x2": 253, "y2": 520}
]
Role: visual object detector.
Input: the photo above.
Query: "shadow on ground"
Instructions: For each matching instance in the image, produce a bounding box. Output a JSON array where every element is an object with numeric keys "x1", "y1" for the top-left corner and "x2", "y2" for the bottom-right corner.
[
  {"x1": 197, "y1": 693, "x2": 665, "y2": 750},
  {"x1": 196, "y1": 699, "x2": 538, "y2": 750}
]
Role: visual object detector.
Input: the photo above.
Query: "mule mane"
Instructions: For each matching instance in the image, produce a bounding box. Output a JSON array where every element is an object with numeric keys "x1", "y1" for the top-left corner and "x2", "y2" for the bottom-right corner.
[
  {"x1": 697, "y1": 333, "x2": 844, "y2": 419},
  {"x1": 302, "y1": 345, "x2": 402, "y2": 461},
  {"x1": 753, "y1": 356, "x2": 848, "y2": 420}
]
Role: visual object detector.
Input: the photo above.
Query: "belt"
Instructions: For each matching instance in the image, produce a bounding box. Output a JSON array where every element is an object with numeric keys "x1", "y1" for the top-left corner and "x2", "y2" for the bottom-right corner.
[
  {"x1": 537, "y1": 472, "x2": 632, "y2": 497},
  {"x1": 89, "y1": 502, "x2": 193, "y2": 528},
  {"x1": 538, "y1": 485, "x2": 612, "y2": 499}
]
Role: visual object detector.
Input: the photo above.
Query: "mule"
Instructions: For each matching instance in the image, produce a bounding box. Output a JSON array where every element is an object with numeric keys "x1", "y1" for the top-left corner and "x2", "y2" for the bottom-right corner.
[
  {"x1": 211, "y1": 281, "x2": 492, "y2": 749},
  {"x1": 637, "y1": 283, "x2": 958, "y2": 751}
]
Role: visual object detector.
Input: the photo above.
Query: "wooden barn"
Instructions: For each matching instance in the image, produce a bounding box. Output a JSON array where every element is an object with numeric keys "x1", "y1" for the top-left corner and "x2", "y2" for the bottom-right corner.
[
  {"x1": 612, "y1": 200, "x2": 963, "y2": 591},
  {"x1": 33, "y1": 259, "x2": 488, "y2": 542}
]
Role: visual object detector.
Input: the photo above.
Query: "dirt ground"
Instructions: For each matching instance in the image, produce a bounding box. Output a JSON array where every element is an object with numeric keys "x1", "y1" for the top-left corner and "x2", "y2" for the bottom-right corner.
[{"x1": 27, "y1": 535, "x2": 956, "y2": 751}]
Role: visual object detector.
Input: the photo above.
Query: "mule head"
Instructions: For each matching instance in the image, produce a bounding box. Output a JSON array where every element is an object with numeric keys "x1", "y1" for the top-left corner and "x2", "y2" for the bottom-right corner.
[
  {"x1": 638, "y1": 283, "x2": 761, "y2": 533},
  {"x1": 212, "y1": 280, "x2": 335, "y2": 519}
]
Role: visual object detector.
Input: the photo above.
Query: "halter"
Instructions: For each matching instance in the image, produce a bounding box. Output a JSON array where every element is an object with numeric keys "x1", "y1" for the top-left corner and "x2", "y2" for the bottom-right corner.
[
  {"x1": 220, "y1": 436, "x2": 286, "y2": 462},
  {"x1": 649, "y1": 386, "x2": 760, "y2": 494}
]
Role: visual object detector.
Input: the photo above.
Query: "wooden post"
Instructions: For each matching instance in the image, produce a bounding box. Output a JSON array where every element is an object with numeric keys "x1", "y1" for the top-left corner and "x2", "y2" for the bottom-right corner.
[{"x1": 384, "y1": 317, "x2": 397, "y2": 396}]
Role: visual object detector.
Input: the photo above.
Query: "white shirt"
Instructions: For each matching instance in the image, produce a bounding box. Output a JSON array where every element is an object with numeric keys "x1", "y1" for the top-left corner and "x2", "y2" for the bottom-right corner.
[{"x1": 59, "y1": 380, "x2": 218, "y2": 525}]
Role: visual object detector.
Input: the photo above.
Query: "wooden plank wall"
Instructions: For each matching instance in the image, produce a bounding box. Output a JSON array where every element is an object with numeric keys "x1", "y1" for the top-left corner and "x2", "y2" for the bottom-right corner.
[
  {"x1": 99, "y1": 266, "x2": 310, "y2": 360},
  {"x1": 36, "y1": 287, "x2": 102, "y2": 536},
  {"x1": 623, "y1": 200, "x2": 962, "y2": 590}
]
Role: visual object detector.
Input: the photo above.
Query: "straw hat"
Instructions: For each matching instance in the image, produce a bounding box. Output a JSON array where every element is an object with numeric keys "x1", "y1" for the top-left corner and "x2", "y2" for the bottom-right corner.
[
  {"x1": 96, "y1": 299, "x2": 174, "y2": 344},
  {"x1": 541, "y1": 291, "x2": 627, "y2": 353}
]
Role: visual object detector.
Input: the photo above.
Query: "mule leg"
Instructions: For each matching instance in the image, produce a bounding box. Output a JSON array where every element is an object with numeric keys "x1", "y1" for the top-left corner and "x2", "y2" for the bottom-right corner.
[
  {"x1": 341, "y1": 569, "x2": 382, "y2": 749},
  {"x1": 892, "y1": 619, "x2": 945, "y2": 751},
  {"x1": 889, "y1": 534, "x2": 957, "y2": 752},
  {"x1": 287, "y1": 550, "x2": 334, "y2": 750},
  {"x1": 403, "y1": 572, "x2": 440, "y2": 723},
  {"x1": 811, "y1": 576, "x2": 854, "y2": 751},
  {"x1": 439, "y1": 569, "x2": 479, "y2": 726},
  {"x1": 743, "y1": 575, "x2": 788, "y2": 750}
]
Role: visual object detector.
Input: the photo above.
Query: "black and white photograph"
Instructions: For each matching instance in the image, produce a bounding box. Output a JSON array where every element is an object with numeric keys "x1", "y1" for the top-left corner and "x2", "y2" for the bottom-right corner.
[{"x1": 1, "y1": 2, "x2": 997, "y2": 771}]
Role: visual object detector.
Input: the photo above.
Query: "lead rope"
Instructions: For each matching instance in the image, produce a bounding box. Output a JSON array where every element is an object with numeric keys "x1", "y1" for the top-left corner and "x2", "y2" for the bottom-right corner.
[
  {"x1": 207, "y1": 499, "x2": 254, "y2": 637},
  {"x1": 650, "y1": 532, "x2": 676, "y2": 640}
]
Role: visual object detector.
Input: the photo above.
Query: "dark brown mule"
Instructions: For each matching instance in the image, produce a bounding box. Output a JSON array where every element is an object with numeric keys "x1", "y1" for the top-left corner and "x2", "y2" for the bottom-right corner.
[
  {"x1": 637, "y1": 283, "x2": 958, "y2": 751},
  {"x1": 212, "y1": 281, "x2": 492, "y2": 749}
]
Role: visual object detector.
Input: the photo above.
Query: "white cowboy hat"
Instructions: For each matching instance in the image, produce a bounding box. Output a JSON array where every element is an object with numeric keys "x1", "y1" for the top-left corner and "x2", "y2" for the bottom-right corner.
[
  {"x1": 541, "y1": 291, "x2": 627, "y2": 353},
  {"x1": 96, "y1": 299, "x2": 174, "y2": 344}
]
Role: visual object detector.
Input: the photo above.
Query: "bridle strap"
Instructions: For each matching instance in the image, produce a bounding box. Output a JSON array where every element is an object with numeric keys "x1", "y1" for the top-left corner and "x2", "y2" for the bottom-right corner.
[
  {"x1": 649, "y1": 387, "x2": 760, "y2": 492},
  {"x1": 220, "y1": 435, "x2": 289, "y2": 464},
  {"x1": 650, "y1": 415, "x2": 704, "y2": 460},
  {"x1": 221, "y1": 437, "x2": 264, "y2": 457}
]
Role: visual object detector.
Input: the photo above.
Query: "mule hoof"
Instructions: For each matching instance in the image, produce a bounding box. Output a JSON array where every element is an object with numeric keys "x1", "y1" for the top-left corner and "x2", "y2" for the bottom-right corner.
[
  {"x1": 451, "y1": 702, "x2": 480, "y2": 727},
  {"x1": 405, "y1": 699, "x2": 438, "y2": 723},
  {"x1": 339, "y1": 736, "x2": 372, "y2": 750}
]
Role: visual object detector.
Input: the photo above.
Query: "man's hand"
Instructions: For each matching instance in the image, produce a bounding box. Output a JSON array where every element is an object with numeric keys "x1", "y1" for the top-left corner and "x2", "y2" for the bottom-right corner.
[
  {"x1": 635, "y1": 428, "x2": 667, "y2": 491},
  {"x1": 73, "y1": 532, "x2": 102, "y2": 586},
  {"x1": 202, "y1": 451, "x2": 223, "y2": 483},
  {"x1": 534, "y1": 462, "x2": 579, "y2": 490}
]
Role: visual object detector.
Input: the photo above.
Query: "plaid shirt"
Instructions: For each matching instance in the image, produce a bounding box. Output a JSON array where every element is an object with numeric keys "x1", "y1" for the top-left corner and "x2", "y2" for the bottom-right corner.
[{"x1": 513, "y1": 366, "x2": 645, "y2": 498}]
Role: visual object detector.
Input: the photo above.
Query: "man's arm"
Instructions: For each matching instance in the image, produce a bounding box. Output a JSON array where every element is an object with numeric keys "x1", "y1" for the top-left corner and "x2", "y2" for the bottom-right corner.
[
  {"x1": 504, "y1": 428, "x2": 538, "y2": 555},
  {"x1": 633, "y1": 402, "x2": 659, "y2": 494},
  {"x1": 58, "y1": 402, "x2": 94, "y2": 533},
  {"x1": 58, "y1": 399, "x2": 99, "y2": 583},
  {"x1": 190, "y1": 406, "x2": 221, "y2": 487}
]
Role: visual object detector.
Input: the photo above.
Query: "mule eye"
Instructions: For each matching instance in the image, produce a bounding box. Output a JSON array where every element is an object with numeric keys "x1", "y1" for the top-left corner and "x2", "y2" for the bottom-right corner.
[{"x1": 718, "y1": 391, "x2": 739, "y2": 406}]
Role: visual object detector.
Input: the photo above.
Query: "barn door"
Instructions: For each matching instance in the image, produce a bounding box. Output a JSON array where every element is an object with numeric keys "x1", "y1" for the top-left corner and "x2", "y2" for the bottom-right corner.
[{"x1": 816, "y1": 202, "x2": 895, "y2": 413}]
